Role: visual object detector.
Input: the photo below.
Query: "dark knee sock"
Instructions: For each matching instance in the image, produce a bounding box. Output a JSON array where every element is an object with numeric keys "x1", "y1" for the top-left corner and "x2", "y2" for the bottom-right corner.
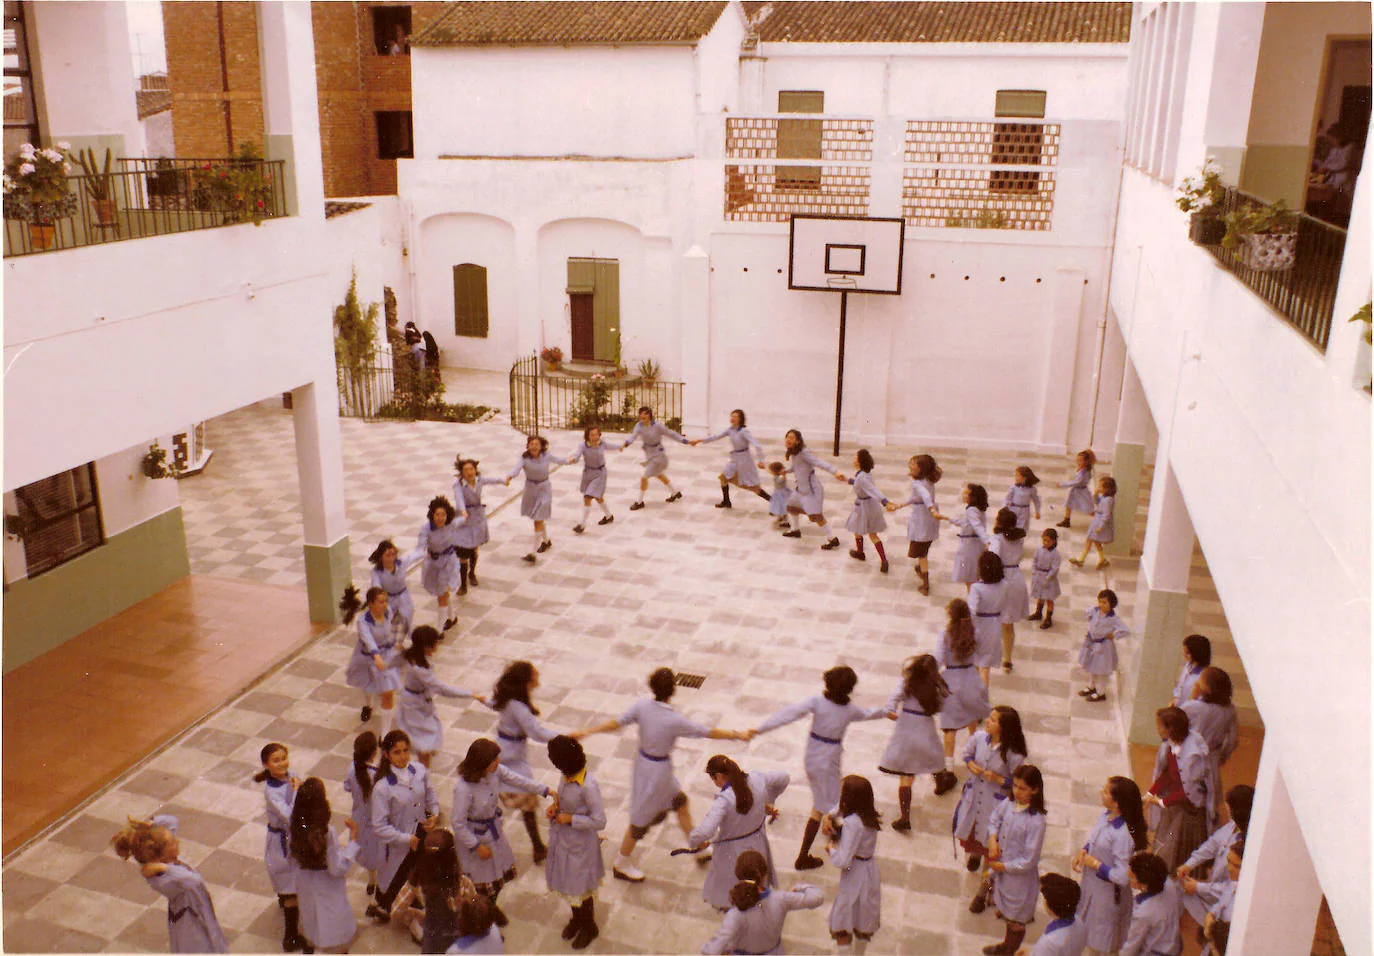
[
  {"x1": 798, "y1": 817, "x2": 821, "y2": 859},
  {"x1": 470, "y1": 550, "x2": 479, "y2": 572},
  {"x1": 522, "y1": 810, "x2": 545, "y2": 852},
  {"x1": 1003, "y1": 924, "x2": 1026, "y2": 951},
  {"x1": 721, "y1": 484, "x2": 731, "y2": 504},
  {"x1": 853, "y1": 535, "x2": 864, "y2": 552},
  {"x1": 283, "y1": 899, "x2": 301, "y2": 939},
  {"x1": 755, "y1": 488, "x2": 770, "y2": 500},
  {"x1": 460, "y1": 561, "x2": 469, "y2": 588},
  {"x1": 874, "y1": 540, "x2": 887, "y2": 562},
  {"x1": 898, "y1": 785, "x2": 912, "y2": 820}
]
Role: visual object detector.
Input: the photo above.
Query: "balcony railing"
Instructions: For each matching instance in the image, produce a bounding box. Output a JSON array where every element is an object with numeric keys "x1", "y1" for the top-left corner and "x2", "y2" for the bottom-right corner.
[
  {"x1": 3, "y1": 156, "x2": 287, "y2": 257},
  {"x1": 1198, "y1": 186, "x2": 1346, "y2": 352}
]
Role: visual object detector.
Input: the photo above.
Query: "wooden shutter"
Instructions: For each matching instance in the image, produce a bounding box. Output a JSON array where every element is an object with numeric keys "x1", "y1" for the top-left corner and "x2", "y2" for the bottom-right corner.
[
  {"x1": 994, "y1": 90, "x2": 1047, "y2": 118},
  {"x1": 452, "y1": 263, "x2": 488, "y2": 338}
]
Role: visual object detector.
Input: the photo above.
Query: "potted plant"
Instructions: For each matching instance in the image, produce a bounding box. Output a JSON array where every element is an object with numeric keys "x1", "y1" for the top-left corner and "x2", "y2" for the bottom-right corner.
[
  {"x1": 74, "y1": 146, "x2": 118, "y2": 226},
  {"x1": 141, "y1": 441, "x2": 183, "y2": 480},
  {"x1": 540, "y1": 346, "x2": 564, "y2": 371},
  {"x1": 1223, "y1": 198, "x2": 1300, "y2": 273},
  {"x1": 190, "y1": 142, "x2": 274, "y2": 226},
  {"x1": 635, "y1": 358, "x2": 661, "y2": 385},
  {"x1": 1176, "y1": 158, "x2": 1227, "y2": 245},
  {"x1": 2, "y1": 141, "x2": 78, "y2": 249}
]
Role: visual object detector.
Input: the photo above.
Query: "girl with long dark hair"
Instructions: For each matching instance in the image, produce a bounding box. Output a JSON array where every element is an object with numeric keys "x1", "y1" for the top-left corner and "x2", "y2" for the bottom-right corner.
[
  {"x1": 289, "y1": 777, "x2": 360, "y2": 953},
  {"x1": 1072, "y1": 775, "x2": 1149, "y2": 953},
  {"x1": 779, "y1": 429, "x2": 843, "y2": 549},
  {"x1": 952, "y1": 706, "x2": 1028, "y2": 875},
  {"x1": 878, "y1": 654, "x2": 949, "y2": 830},
  {"x1": 489, "y1": 660, "x2": 557, "y2": 863},
  {"x1": 343, "y1": 731, "x2": 382, "y2": 900},
  {"x1": 973, "y1": 765, "x2": 1047, "y2": 955},
  {"x1": 397, "y1": 625, "x2": 483, "y2": 767},
  {"x1": 936, "y1": 599, "x2": 990, "y2": 794},
  {"x1": 688, "y1": 755, "x2": 791, "y2": 911},
  {"x1": 825, "y1": 775, "x2": 884, "y2": 951}
]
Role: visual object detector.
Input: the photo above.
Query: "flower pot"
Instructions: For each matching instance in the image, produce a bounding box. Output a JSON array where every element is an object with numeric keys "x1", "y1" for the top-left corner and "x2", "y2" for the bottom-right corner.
[
  {"x1": 27, "y1": 222, "x2": 55, "y2": 250},
  {"x1": 1189, "y1": 212, "x2": 1225, "y2": 246},
  {"x1": 543, "y1": 360, "x2": 561, "y2": 373},
  {"x1": 92, "y1": 199, "x2": 118, "y2": 226},
  {"x1": 1240, "y1": 232, "x2": 1297, "y2": 273}
]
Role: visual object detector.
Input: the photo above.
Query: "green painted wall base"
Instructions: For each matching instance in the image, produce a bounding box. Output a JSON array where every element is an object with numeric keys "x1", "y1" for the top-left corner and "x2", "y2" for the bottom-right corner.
[
  {"x1": 264, "y1": 133, "x2": 298, "y2": 217},
  {"x1": 3, "y1": 507, "x2": 191, "y2": 674},
  {"x1": 304, "y1": 537, "x2": 350, "y2": 624},
  {"x1": 1108, "y1": 441, "x2": 1145, "y2": 558},
  {"x1": 1240, "y1": 143, "x2": 1310, "y2": 208},
  {"x1": 1121, "y1": 569, "x2": 1191, "y2": 745}
]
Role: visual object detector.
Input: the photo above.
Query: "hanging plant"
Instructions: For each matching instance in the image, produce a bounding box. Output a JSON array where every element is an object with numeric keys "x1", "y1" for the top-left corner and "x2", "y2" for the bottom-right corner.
[
  {"x1": 1350, "y1": 301, "x2": 1372, "y2": 345},
  {"x1": 141, "y1": 441, "x2": 183, "y2": 479}
]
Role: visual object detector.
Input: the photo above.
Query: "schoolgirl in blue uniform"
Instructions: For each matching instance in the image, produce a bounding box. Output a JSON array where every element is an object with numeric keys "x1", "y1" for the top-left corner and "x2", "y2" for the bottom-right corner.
[
  {"x1": 841, "y1": 449, "x2": 892, "y2": 572},
  {"x1": 418, "y1": 496, "x2": 464, "y2": 631},
  {"x1": 780, "y1": 429, "x2": 843, "y2": 550},
  {"x1": 453, "y1": 458, "x2": 509, "y2": 593},
  {"x1": 1070, "y1": 475, "x2": 1117, "y2": 571},
  {"x1": 1028, "y1": 529, "x2": 1062, "y2": 630},
  {"x1": 1056, "y1": 449, "x2": 1096, "y2": 529},
  {"x1": 1077, "y1": 589, "x2": 1130, "y2": 703},
  {"x1": 340, "y1": 585, "x2": 402, "y2": 731},
  {"x1": 1071, "y1": 776, "x2": 1149, "y2": 954},
  {"x1": 1170, "y1": 634, "x2": 1212, "y2": 706},
  {"x1": 369, "y1": 539, "x2": 420, "y2": 643},
  {"x1": 344, "y1": 731, "x2": 383, "y2": 900},
  {"x1": 944, "y1": 483, "x2": 991, "y2": 590},
  {"x1": 369, "y1": 730, "x2": 440, "y2": 925},
  {"x1": 566, "y1": 427, "x2": 623, "y2": 533},
  {"x1": 289, "y1": 777, "x2": 361, "y2": 954},
  {"x1": 1003, "y1": 466, "x2": 1042, "y2": 532},
  {"x1": 952, "y1": 706, "x2": 1028, "y2": 875},
  {"x1": 825, "y1": 775, "x2": 884, "y2": 952},
  {"x1": 989, "y1": 507, "x2": 1029, "y2": 673},
  {"x1": 973, "y1": 764, "x2": 1047, "y2": 956},
  {"x1": 254, "y1": 743, "x2": 305, "y2": 951},
  {"x1": 111, "y1": 815, "x2": 228, "y2": 954},
  {"x1": 693, "y1": 408, "x2": 769, "y2": 509},
  {"x1": 886, "y1": 454, "x2": 942, "y2": 595},
  {"x1": 508, "y1": 435, "x2": 570, "y2": 564},
  {"x1": 1028, "y1": 874, "x2": 1087, "y2": 955},
  {"x1": 1122, "y1": 852, "x2": 1182, "y2": 956},
  {"x1": 879, "y1": 654, "x2": 949, "y2": 830},
  {"x1": 544, "y1": 735, "x2": 607, "y2": 950},
  {"x1": 623, "y1": 406, "x2": 688, "y2": 509}
]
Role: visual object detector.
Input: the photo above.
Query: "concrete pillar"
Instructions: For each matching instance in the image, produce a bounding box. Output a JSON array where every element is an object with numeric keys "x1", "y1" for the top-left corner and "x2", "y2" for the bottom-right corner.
[
  {"x1": 257, "y1": 0, "x2": 325, "y2": 219},
  {"x1": 1037, "y1": 266, "x2": 1085, "y2": 453},
  {"x1": 30, "y1": 2, "x2": 140, "y2": 151},
  {"x1": 681, "y1": 246, "x2": 712, "y2": 431},
  {"x1": 1323, "y1": 124, "x2": 1372, "y2": 390},
  {"x1": 1121, "y1": 457, "x2": 1194, "y2": 744},
  {"x1": 1229, "y1": 747, "x2": 1323, "y2": 955},
  {"x1": 292, "y1": 380, "x2": 350, "y2": 623},
  {"x1": 1107, "y1": 359, "x2": 1150, "y2": 557},
  {"x1": 1197, "y1": 2, "x2": 1265, "y2": 182}
]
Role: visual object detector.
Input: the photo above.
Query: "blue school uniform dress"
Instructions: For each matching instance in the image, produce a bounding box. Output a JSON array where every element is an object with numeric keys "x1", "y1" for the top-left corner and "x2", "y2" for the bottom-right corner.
[
  {"x1": 451, "y1": 767, "x2": 549, "y2": 884},
  {"x1": 625, "y1": 420, "x2": 688, "y2": 478},
  {"x1": 545, "y1": 770, "x2": 607, "y2": 901},
  {"x1": 702, "y1": 425, "x2": 765, "y2": 488},
  {"x1": 949, "y1": 506, "x2": 990, "y2": 583},
  {"x1": 398, "y1": 662, "x2": 474, "y2": 753},
  {"x1": 566, "y1": 440, "x2": 622, "y2": 498},
  {"x1": 904, "y1": 478, "x2": 940, "y2": 545},
  {"x1": 968, "y1": 580, "x2": 1008, "y2": 668},
  {"x1": 785, "y1": 448, "x2": 836, "y2": 516},
  {"x1": 447, "y1": 926, "x2": 505, "y2": 954},
  {"x1": 1121, "y1": 879, "x2": 1183, "y2": 956},
  {"x1": 844, "y1": 471, "x2": 889, "y2": 535},
  {"x1": 1171, "y1": 662, "x2": 1204, "y2": 704},
  {"x1": 1029, "y1": 916, "x2": 1088, "y2": 955},
  {"x1": 701, "y1": 884, "x2": 824, "y2": 955},
  {"x1": 991, "y1": 533, "x2": 1030, "y2": 621},
  {"x1": 690, "y1": 770, "x2": 791, "y2": 910},
  {"x1": 768, "y1": 473, "x2": 791, "y2": 517},
  {"x1": 1030, "y1": 546, "x2": 1063, "y2": 601},
  {"x1": 878, "y1": 685, "x2": 944, "y2": 777},
  {"x1": 342, "y1": 766, "x2": 383, "y2": 873},
  {"x1": 1086, "y1": 494, "x2": 1115, "y2": 544},
  {"x1": 508, "y1": 452, "x2": 568, "y2": 521},
  {"x1": 419, "y1": 519, "x2": 464, "y2": 595},
  {"x1": 1078, "y1": 608, "x2": 1130, "y2": 677},
  {"x1": 1004, "y1": 483, "x2": 1041, "y2": 532},
  {"x1": 1075, "y1": 812, "x2": 1137, "y2": 952},
  {"x1": 619, "y1": 697, "x2": 711, "y2": 829},
  {"x1": 827, "y1": 812, "x2": 881, "y2": 937},
  {"x1": 144, "y1": 816, "x2": 229, "y2": 954},
  {"x1": 936, "y1": 629, "x2": 991, "y2": 730},
  {"x1": 1181, "y1": 698, "x2": 1238, "y2": 824},
  {"x1": 952, "y1": 731, "x2": 1024, "y2": 855},
  {"x1": 372, "y1": 559, "x2": 418, "y2": 642},
  {"x1": 453, "y1": 476, "x2": 505, "y2": 549},
  {"x1": 493, "y1": 700, "x2": 555, "y2": 802},
  {"x1": 370, "y1": 761, "x2": 439, "y2": 893},
  {"x1": 754, "y1": 695, "x2": 888, "y2": 813},
  {"x1": 346, "y1": 607, "x2": 403, "y2": 696},
  {"x1": 988, "y1": 802, "x2": 1047, "y2": 923},
  {"x1": 262, "y1": 775, "x2": 298, "y2": 895},
  {"x1": 1060, "y1": 468, "x2": 1095, "y2": 513},
  {"x1": 295, "y1": 828, "x2": 361, "y2": 950},
  {"x1": 1179, "y1": 821, "x2": 1241, "y2": 922}
]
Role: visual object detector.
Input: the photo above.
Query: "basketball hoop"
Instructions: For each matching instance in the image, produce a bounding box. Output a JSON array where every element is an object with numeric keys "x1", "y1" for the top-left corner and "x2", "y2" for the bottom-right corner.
[{"x1": 825, "y1": 276, "x2": 858, "y2": 290}]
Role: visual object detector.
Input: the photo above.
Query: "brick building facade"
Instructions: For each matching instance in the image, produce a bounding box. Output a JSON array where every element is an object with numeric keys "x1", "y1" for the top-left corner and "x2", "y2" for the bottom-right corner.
[{"x1": 162, "y1": 1, "x2": 443, "y2": 196}]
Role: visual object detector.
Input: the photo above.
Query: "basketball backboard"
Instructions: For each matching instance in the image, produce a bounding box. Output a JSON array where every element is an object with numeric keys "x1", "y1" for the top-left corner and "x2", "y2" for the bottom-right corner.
[{"x1": 788, "y1": 214, "x2": 905, "y2": 295}]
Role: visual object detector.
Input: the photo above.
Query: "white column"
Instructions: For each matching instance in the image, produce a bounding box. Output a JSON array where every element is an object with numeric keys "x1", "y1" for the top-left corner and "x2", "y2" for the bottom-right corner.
[
  {"x1": 1108, "y1": 359, "x2": 1150, "y2": 557},
  {"x1": 292, "y1": 380, "x2": 350, "y2": 623},
  {"x1": 1121, "y1": 456, "x2": 1194, "y2": 743},
  {"x1": 1195, "y1": 2, "x2": 1265, "y2": 180},
  {"x1": 1229, "y1": 747, "x2": 1323, "y2": 955},
  {"x1": 681, "y1": 245, "x2": 712, "y2": 431},
  {"x1": 515, "y1": 224, "x2": 541, "y2": 357},
  {"x1": 257, "y1": 0, "x2": 325, "y2": 219}
]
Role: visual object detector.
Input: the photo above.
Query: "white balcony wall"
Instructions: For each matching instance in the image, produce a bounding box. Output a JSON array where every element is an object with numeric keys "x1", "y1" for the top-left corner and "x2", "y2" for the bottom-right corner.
[
  {"x1": 29, "y1": 1, "x2": 141, "y2": 148},
  {"x1": 1109, "y1": 167, "x2": 1371, "y2": 952},
  {"x1": 411, "y1": 45, "x2": 701, "y2": 160}
]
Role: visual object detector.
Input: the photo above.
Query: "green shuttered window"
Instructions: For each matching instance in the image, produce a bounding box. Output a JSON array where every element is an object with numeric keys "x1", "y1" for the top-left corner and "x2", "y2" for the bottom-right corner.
[{"x1": 453, "y1": 263, "x2": 489, "y2": 338}]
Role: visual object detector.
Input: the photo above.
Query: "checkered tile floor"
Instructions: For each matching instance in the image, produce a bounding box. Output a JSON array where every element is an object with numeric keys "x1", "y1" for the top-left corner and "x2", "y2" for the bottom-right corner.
[{"x1": 2, "y1": 384, "x2": 1251, "y2": 954}]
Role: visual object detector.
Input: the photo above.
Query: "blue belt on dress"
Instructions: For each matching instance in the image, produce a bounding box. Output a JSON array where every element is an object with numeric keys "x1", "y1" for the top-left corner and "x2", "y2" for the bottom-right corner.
[
  {"x1": 902, "y1": 708, "x2": 929, "y2": 717},
  {"x1": 498, "y1": 730, "x2": 527, "y2": 742},
  {"x1": 466, "y1": 815, "x2": 500, "y2": 840},
  {"x1": 267, "y1": 825, "x2": 287, "y2": 855},
  {"x1": 528, "y1": 477, "x2": 549, "y2": 484},
  {"x1": 855, "y1": 854, "x2": 874, "y2": 861},
  {"x1": 644, "y1": 443, "x2": 663, "y2": 451},
  {"x1": 386, "y1": 589, "x2": 407, "y2": 597},
  {"x1": 946, "y1": 664, "x2": 974, "y2": 670},
  {"x1": 1089, "y1": 636, "x2": 1113, "y2": 644},
  {"x1": 586, "y1": 464, "x2": 606, "y2": 470},
  {"x1": 809, "y1": 732, "x2": 842, "y2": 745},
  {"x1": 403, "y1": 687, "x2": 432, "y2": 702},
  {"x1": 639, "y1": 750, "x2": 670, "y2": 762},
  {"x1": 168, "y1": 905, "x2": 191, "y2": 923},
  {"x1": 1001, "y1": 562, "x2": 1021, "y2": 569},
  {"x1": 714, "y1": 823, "x2": 764, "y2": 846},
  {"x1": 429, "y1": 546, "x2": 457, "y2": 558},
  {"x1": 976, "y1": 612, "x2": 1000, "y2": 618},
  {"x1": 360, "y1": 640, "x2": 395, "y2": 655},
  {"x1": 958, "y1": 533, "x2": 977, "y2": 539}
]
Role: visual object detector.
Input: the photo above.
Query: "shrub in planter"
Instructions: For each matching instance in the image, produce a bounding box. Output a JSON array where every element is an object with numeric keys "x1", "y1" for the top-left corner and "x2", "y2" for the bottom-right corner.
[{"x1": 1223, "y1": 199, "x2": 1300, "y2": 273}]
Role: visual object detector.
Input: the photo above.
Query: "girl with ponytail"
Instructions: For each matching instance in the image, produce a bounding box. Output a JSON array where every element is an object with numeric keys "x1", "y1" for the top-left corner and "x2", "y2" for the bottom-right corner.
[
  {"x1": 701, "y1": 850, "x2": 823, "y2": 955},
  {"x1": 689, "y1": 756, "x2": 791, "y2": 911},
  {"x1": 111, "y1": 815, "x2": 228, "y2": 953},
  {"x1": 343, "y1": 731, "x2": 383, "y2": 899},
  {"x1": 1072, "y1": 776, "x2": 1148, "y2": 953}
]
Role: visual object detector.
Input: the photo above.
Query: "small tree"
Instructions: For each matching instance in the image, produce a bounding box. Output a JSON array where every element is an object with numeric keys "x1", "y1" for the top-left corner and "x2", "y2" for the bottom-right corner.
[{"x1": 334, "y1": 270, "x2": 381, "y2": 415}]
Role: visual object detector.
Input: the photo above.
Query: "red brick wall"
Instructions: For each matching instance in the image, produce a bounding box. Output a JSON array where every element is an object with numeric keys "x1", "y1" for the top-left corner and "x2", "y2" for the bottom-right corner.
[{"x1": 162, "y1": 1, "x2": 263, "y2": 157}]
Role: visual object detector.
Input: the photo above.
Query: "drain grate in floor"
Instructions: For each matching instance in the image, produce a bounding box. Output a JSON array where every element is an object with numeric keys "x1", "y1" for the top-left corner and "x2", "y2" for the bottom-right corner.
[{"x1": 675, "y1": 672, "x2": 706, "y2": 689}]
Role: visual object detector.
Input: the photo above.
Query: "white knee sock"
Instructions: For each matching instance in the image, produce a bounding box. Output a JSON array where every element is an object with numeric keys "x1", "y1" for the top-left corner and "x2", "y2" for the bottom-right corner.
[
  {"x1": 664, "y1": 480, "x2": 678, "y2": 494},
  {"x1": 379, "y1": 705, "x2": 395, "y2": 736},
  {"x1": 789, "y1": 514, "x2": 801, "y2": 531},
  {"x1": 435, "y1": 602, "x2": 447, "y2": 627},
  {"x1": 581, "y1": 504, "x2": 592, "y2": 525},
  {"x1": 532, "y1": 530, "x2": 543, "y2": 553},
  {"x1": 945, "y1": 755, "x2": 955, "y2": 771},
  {"x1": 636, "y1": 486, "x2": 646, "y2": 503},
  {"x1": 598, "y1": 499, "x2": 611, "y2": 516}
]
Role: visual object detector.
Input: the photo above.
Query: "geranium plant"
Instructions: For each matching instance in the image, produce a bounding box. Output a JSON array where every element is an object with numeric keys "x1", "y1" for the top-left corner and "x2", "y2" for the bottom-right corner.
[
  {"x1": 190, "y1": 142, "x2": 274, "y2": 225},
  {"x1": 540, "y1": 346, "x2": 564, "y2": 365},
  {"x1": 2, "y1": 141, "x2": 78, "y2": 223},
  {"x1": 1176, "y1": 158, "x2": 1226, "y2": 214},
  {"x1": 141, "y1": 441, "x2": 184, "y2": 480}
]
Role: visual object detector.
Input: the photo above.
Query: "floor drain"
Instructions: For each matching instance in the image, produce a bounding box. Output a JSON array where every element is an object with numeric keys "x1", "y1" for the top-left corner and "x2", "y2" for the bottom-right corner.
[{"x1": 675, "y1": 672, "x2": 705, "y2": 689}]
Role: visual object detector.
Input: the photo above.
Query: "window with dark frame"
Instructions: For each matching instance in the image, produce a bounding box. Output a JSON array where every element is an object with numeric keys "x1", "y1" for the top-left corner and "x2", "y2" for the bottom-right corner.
[
  {"x1": 777, "y1": 90, "x2": 823, "y2": 190},
  {"x1": 13, "y1": 463, "x2": 104, "y2": 578},
  {"x1": 991, "y1": 90, "x2": 1047, "y2": 194},
  {"x1": 372, "y1": 5, "x2": 412, "y2": 55},
  {"x1": 375, "y1": 111, "x2": 413, "y2": 160},
  {"x1": 452, "y1": 263, "x2": 489, "y2": 338},
  {"x1": 4, "y1": 0, "x2": 41, "y2": 157}
]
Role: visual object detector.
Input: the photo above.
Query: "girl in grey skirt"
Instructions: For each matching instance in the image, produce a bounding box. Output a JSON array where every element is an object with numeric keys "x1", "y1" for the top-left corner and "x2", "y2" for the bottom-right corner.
[
  {"x1": 689, "y1": 756, "x2": 791, "y2": 911},
  {"x1": 507, "y1": 435, "x2": 569, "y2": 564},
  {"x1": 943, "y1": 483, "x2": 991, "y2": 589},
  {"x1": 887, "y1": 454, "x2": 942, "y2": 595},
  {"x1": 989, "y1": 508, "x2": 1029, "y2": 673},
  {"x1": 1027, "y1": 529, "x2": 1062, "y2": 629},
  {"x1": 1144, "y1": 707, "x2": 1211, "y2": 872},
  {"x1": 397, "y1": 626, "x2": 484, "y2": 767},
  {"x1": 693, "y1": 408, "x2": 769, "y2": 509},
  {"x1": 824, "y1": 775, "x2": 883, "y2": 952},
  {"x1": 419, "y1": 496, "x2": 465, "y2": 631},
  {"x1": 453, "y1": 458, "x2": 509, "y2": 595},
  {"x1": 973, "y1": 764, "x2": 1047, "y2": 956},
  {"x1": 780, "y1": 429, "x2": 843, "y2": 549},
  {"x1": 936, "y1": 600, "x2": 991, "y2": 793},
  {"x1": 289, "y1": 778, "x2": 361, "y2": 954},
  {"x1": 969, "y1": 552, "x2": 1008, "y2": 685},
  {"x1": 1055, "y1": 449, "x2": 1096, "y2": 529},
  {"x1": 111, "y1": 815, "x2": 229, "y2": 954},
  {"x1": 879, "y1": 654, "x2": 951, "y2": 830},
  {"x1": 566, "y1": 426, "x2": 623, "y2": 533},
  {"x1": 1070, "y1": 474, "x2": 1117, "y2": 571},
  {"x1": 701, "y1": 851, "x2": 823, "y2": 955},
  {"x1": 544, "y1": 736, "x2": 607, "y2": 950},
  {"x1": 489, "y1": 661, "x2": 557, "y2": 863},
  {"x1": 623, "y1": 406, "x2": 688, "y2": 509},
  {"x1": 842, "y1": 449, "x2": 892, "y2": 572}
]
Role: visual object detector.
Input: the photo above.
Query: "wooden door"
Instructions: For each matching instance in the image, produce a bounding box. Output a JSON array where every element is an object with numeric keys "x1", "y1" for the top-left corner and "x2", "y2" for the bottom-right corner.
[{"x1": 570, "y1": 293, "x2": 595, "y2": 361}]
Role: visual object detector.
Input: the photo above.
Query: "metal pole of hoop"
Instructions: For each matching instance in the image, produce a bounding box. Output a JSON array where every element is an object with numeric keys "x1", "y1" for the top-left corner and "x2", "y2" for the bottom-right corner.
[{"x1": 827, "y1": 276, "x2": 857, "y2": 456}]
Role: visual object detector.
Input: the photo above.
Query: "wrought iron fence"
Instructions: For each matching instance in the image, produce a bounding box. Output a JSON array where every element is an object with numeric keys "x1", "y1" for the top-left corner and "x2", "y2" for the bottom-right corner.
[
  {"x1": 509, "y1": 353, "x2": 683, "y2": 435},
  {"x1": 3, "y1": 156, "x2": 287, "y2": 257},
  {"x1": 338, "y1": 359, "x2": 396, "y2": 419},
  {"x1": 1199, "y1": 186, "x2": 1346, "y2": 352}
]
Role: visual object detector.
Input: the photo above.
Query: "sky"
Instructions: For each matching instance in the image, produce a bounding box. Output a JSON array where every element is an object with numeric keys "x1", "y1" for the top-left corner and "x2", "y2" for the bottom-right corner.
[{"x1": 126, "y1": 1, "x2": 167, "y2": 77}]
